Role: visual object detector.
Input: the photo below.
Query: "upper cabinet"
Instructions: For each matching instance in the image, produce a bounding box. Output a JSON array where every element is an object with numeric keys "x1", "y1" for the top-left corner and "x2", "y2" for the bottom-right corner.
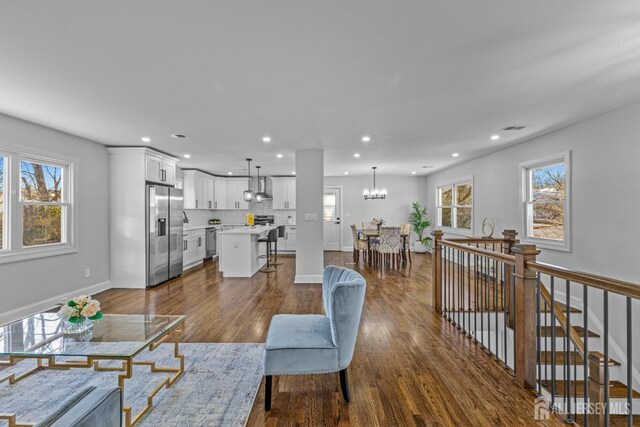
[
  {"x1": 145, "y1": 152, "x2": 177, "y2": 186},
  {"x1": 272, "y1": 177, "x2": 296, "y2": 210},
  {"x1": 183, "y1": 174, "x2": 249, "y2": 210},
  {"x1": 213, "y1": 179, "x2": 227, "y2": 209}
]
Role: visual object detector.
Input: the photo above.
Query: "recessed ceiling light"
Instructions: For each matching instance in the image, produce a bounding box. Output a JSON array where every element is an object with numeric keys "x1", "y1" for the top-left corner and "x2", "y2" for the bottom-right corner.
[
  {"x1": 183, "y1": 154, "x2": 191, "y2": 158},
  {"x1": 292, "y1": 171, "x2": 296, "y2": 175},
  {"x1": 276, "y1": 153, "x2": 283, "y2": 158},
  {"x1": 262, "y1": 136, "x2": 271, "y2": 143},
  {"x1": 227, "y1": 172, "x2": 233, "y2": 175},
  {"x1": 344, "y1": 171, "x2": 349, "y2": 175},
  {"x1": 362, "y1": 135, "x2": 371, "y2": 142},
  {"x1": 141, "y1": 137, "x2": 151, "y2": 143},
  {"x1": 411, "y1": 171, "x2": 416, "y2": 174},
  {"x1": 354, "y1": 153, "x2": 361, "y2": 158},
  {"x1": 452, "y1": 152, "x2": 459, "y2": 157},
  {"x1": 491, "y1": 134, "x2": 500, "y2": 140}
]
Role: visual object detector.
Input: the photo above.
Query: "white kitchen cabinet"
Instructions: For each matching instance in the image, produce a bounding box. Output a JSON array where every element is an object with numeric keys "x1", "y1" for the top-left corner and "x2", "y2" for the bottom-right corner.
[
  {"x1": 285, "y1": 226, "x2": 296, "y2": 251},
  {"x1": 184, "y1": 171, "x2": 213, "y2": 209},
  {"x1": 214, "y1": 179, "x2": 227, "y2": 209},
  {"x1": 204, "y1": 176, "x2": 215, "y2": 209},
  {"x1": 224, "y1": 179, "x2": 249, "y2": 210},
  {"x1": 183, "y1": 228, "x2": 205, "y2": 269},
  {"x1": 145, "y1": 153, "x2": 177, "y2": 186},
  {"x1": 272, "y1": 177, "x2": 296, "y2": 210}
]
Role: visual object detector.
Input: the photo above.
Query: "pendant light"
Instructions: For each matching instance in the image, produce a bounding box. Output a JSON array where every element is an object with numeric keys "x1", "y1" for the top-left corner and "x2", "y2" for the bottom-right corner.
[
  {"x1": 255, "y1": 165, "x2": 266, "y2": 203},
  {"x1": 363, "y1": 166, "x2": 387, "y2": 200},
  {"x1": 243, "y1": 158, "x2": 254, "y2": 202}
]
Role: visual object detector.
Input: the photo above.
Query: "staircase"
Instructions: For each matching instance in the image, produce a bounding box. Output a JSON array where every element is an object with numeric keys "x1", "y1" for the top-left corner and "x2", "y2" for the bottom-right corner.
[{"x1": 537, "y1": 290, "x2": 640, "y2": 424}]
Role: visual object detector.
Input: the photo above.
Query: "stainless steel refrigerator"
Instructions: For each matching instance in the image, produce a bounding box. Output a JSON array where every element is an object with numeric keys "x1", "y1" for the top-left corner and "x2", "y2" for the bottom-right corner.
[{"x1": 146, "y1": 185, "x2": 183, "y2": 287}]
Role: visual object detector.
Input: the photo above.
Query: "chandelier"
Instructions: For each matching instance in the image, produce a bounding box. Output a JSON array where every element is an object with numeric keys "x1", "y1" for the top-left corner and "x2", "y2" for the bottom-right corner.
[
  {"x1": 363, "y1": 166, "x2": 387, "y2": 200},
  {"x1": 243, "y1": 158, "x2": 254, "y2": 202}
]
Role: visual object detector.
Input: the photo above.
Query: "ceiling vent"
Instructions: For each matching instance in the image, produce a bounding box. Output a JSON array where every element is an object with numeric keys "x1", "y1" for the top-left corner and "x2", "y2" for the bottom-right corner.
[
  {"x1": 170, "y1": 134, "x2": 189, "y2": 139},
  {"x1": 501, "y1": 126, "x2": 527, "y2": 131}
]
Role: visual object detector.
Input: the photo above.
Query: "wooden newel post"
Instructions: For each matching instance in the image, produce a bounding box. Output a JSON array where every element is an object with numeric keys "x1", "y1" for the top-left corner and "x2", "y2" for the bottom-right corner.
[
  {"x1": 588, "y1": 353, "x2": 607, "y2": 427},
  {"x1": 502, "y1": 230, "x2": 518, "y2": 328},
  {"x1": 512, "y1": 244, "x2": 539, "y2": 389},
  {"x1": 432, "y1": 230, "x2": 444, "y2": 313}
]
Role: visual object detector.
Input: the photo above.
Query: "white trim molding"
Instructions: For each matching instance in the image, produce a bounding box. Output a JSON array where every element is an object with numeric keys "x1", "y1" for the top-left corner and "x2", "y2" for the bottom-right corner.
[
  {"x1": 0, "y1": 280, "x2": 111, "y2": 325},
  {"x1": 519, "y1": 150, "x2": 571, "y2": 252},
  {"x1": 295, "y1": 274, "x2": 323, "y2": 284},
  {"x1": 435, "y1": 175, "x2": 474, "y2": 237}
]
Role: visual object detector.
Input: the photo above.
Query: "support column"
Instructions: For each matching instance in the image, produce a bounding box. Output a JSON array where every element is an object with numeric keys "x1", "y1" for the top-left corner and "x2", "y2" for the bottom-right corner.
[{"x1": 294, "y1": 149, "x2": 324, "y2": 284}]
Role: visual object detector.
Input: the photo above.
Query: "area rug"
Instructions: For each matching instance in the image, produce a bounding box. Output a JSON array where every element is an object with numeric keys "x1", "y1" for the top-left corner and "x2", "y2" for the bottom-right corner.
[{"x1": 0, "y1": 343, "x2": 264, "y2": 426}]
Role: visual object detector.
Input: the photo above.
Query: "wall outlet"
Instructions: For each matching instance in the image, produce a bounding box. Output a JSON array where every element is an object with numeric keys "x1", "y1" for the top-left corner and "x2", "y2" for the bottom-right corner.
[{"x1": 84, "y1": 268, "x2": 91, "y2": 278}]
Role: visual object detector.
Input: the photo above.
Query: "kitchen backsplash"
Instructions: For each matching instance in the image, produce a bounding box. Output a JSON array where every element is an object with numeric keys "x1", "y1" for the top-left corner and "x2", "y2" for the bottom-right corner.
[{"x1": 184, "y1": 177, "x2": 295, "y2": 225}]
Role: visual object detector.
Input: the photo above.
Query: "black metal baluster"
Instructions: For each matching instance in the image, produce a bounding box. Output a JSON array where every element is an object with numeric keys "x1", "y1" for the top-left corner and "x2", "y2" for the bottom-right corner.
[
  {"x1": 626, "y1": 296, "x2": 632, "y2": 427},
  {"x1": 486, "y1": 255, "x2": 491, "y2": 353},
  {"x1": 503, "y1": 262, "x2": 508, "y2": 367},
  {"x1": 474, "y1": 254, "x2": 478, "y2": 343},
  {"x1": 583, "y1": 284, "x2": 589, "y2": 427},
  {"x1": 604, "y1": 291, "x2": 609, "y2": 427},
  {"x1": 480, "y1": 255, "x2": 485, "y2": 349},
  {"x1": 573, "y1": 346, "x2": 577, "y2": 423},
  {"x1": 566, "y1": 279, "x2": 572, "y2": 423},
  {"x1": 537, "y1": 273, "x2": 542, "y2": 395},
  {"x1": 551, "y1": 276, "x2": 557, "y2": 410},
  {"x1": 495, "y1": 259, "x2": 499, "y2": 360},
  {"x1": 457, "y1": 249, "x2": 462, "y2": 329},
  {"x1": 467, "y1": 252, "x2": 471, "y2": 338}
]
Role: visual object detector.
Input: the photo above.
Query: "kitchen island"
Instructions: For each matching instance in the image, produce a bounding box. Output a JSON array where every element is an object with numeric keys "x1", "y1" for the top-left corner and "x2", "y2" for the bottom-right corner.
[{"x1": 218, "y1": 225, "x2": 278, "y2": 277}]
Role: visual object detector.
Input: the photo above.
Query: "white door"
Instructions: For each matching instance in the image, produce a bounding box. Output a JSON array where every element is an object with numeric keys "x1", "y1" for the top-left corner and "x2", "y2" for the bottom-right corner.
[{"x1": 323, "y1": 188, "x2": 341, "y2": 251}]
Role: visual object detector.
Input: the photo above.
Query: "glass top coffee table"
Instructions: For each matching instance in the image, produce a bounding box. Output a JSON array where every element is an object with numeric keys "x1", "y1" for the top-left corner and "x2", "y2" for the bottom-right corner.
[{"x1": 0, "y1": 313, "x2": 186, "y2": 427}]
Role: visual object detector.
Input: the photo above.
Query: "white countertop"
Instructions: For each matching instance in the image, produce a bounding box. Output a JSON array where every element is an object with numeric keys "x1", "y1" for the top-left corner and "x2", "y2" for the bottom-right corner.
[{"x1": 217, "y1": 225, "x2": 278, "y2": 235}]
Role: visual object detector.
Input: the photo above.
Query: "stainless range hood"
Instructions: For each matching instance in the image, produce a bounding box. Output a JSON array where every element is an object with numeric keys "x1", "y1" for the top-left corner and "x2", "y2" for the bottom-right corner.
[{"x1": 255, "y1": 176, "x2": 272, "y2": 201}]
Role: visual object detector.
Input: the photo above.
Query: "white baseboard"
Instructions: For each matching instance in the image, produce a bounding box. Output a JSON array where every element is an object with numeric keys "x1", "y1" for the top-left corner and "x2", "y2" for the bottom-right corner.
[
  {"x1": 342, "y1": 246, "x2": 353, "y2": 252},
  {"x1": 0, "y1": 280, "x2": 111, "y2": 325},
  {"x1": 294, "y1": 274, "x2": 323, "y2": 284}
]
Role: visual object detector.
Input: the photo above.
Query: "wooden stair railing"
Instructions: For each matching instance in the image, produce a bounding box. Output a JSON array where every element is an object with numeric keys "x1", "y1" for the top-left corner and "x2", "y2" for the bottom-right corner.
[{"x1": 432, "y1": 229, "x2": 640, "y2": 427}]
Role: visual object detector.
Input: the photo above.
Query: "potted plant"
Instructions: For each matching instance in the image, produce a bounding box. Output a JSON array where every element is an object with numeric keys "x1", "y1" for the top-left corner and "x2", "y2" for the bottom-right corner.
[{"x1": 408, "y1": 202, "x2": 432, "y2": 253}]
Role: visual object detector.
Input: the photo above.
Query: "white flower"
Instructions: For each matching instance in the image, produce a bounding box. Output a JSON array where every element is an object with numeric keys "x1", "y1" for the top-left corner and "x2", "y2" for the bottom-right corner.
[
  {"x1": 73, "y1": 295, "x2": 91, "y2": 305},
  {"x1": 81, "y1": 301, "x2": 100, "y2": 318},
  {"x1": 58, "y1": 305, "x2": 77, "y2": 319}
]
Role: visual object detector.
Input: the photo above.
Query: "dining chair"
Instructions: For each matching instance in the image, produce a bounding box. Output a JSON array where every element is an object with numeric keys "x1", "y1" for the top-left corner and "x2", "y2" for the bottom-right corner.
[
  {"x1": 350, "y1": 224, "x2": 368, "y2": 264},
  {"x1": 361, "y1": 221, "x2": 376, "y2": 230},
  {"x1": 374, "y1": 226, "x2": 402, "y2": 271},
  {"x1": 400, "y1": 223, "x2": 413, "y2": 264}
]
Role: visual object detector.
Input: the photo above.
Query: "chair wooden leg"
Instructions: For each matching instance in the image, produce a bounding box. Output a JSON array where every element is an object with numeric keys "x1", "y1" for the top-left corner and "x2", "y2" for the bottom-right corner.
[
  {"x1": 339, "y1": 369, "x2": 351, "y2": 402},
  {"x1": 408, "y1": 247, "x2": 412, "y2": 263}
]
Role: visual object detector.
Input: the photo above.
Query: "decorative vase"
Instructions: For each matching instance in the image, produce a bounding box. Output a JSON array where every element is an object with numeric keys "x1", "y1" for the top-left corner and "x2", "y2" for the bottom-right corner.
[
  {"x1": 414, "y1": 240, "x2": 428, "y2": 254},
  {"x1": 63, "y1": 316, "x2": 93, "y2": 334}
]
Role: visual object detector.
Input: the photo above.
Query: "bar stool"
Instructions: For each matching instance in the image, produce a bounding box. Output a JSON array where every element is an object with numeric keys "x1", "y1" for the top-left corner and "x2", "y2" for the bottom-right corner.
[
  {"x1": 259, "y1": 228, "x2": 279, "y2": 273},
  {"x1": 271, "y1": 225, "x2": 286, "y2": 266}
]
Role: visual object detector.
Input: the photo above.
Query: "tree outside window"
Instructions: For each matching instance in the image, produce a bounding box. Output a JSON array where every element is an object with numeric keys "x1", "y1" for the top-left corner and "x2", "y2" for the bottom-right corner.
[
  {"x1": 20, "y1": 160, "x2": 66, "y2": 247},
  {"x1": 436, "y1": 179, "x2": 473, "y2": 232}
]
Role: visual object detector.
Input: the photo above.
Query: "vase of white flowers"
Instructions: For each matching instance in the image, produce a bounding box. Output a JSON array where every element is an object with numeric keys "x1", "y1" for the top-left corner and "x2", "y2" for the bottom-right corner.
[{"x1": 58, "y1": 295, "x2": 103, "y2": 334}]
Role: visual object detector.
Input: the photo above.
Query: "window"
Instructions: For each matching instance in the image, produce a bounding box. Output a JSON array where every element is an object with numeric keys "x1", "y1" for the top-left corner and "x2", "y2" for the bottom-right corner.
[
  {"x1": 436, "y1": 177, "x2": 473, "y2": 233},
  {"x1": 0, "y1": 147, "x2": 75, "y2": 263},
  {"x1": 520, "y1": 151, "x2": 571, "y2": 251}
]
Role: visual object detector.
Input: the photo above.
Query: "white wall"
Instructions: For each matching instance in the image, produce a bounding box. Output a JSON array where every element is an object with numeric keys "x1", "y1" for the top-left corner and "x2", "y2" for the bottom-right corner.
[
  {"x1": 425, "y1": 100, "x2": 640, "y2": 390},
  {"x1": 324, "y1": 175, "x2": 429, "y2": 251},
  {"x1": 0, "y1": 113, "x2": 110, "y2": 322}
]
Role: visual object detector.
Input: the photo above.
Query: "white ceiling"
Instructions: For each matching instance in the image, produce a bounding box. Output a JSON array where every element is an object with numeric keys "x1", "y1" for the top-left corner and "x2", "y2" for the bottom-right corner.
[{"x1": 1, "y1": 1, "x2": 640, "y2": 176}]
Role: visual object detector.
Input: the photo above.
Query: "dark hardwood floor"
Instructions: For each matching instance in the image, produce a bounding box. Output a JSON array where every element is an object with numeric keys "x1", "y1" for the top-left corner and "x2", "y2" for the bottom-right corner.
[{"x1": 95, "y1": 252, "x2": 565, "y2": 426}]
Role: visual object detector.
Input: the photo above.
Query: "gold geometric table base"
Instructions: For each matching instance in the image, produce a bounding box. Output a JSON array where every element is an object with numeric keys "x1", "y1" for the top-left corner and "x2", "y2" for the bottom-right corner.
[{"x1": 0, "y1": 328, "x2": 184, "y2": 427}]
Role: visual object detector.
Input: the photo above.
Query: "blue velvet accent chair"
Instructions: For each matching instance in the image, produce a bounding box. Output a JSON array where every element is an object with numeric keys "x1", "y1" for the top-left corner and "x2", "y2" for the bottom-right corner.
[
  {"x1": 263, "y1": 265, "x2": 367, "y2": 410},
  {"x1": 34, "y1": 386, "x2": 122, "y2": 427}
]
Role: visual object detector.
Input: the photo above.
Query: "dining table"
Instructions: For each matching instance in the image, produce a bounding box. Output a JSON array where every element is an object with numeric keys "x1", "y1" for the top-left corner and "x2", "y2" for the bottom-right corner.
[{"x1": 357, "y1": 228, "x2": 410, "y2": 265}]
